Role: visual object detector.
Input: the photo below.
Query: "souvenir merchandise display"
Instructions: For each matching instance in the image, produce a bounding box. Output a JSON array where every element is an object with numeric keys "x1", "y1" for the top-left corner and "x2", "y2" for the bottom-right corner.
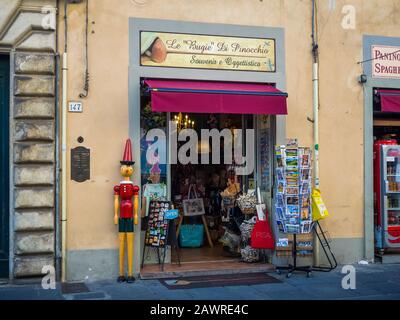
[
  {"x1": 144, "y1": 200, "x2": 171, "y2": 247},
  {"x1": 274, "y1": 143, "x2": 313, "y2": 234},
  {"x1": 236, "y1": 191, "x2": 258, "y2": 215}
]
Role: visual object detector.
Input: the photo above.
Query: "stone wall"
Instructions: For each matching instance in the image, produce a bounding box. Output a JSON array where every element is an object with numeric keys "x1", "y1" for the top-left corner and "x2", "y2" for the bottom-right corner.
[{"x1": 0, "y1": 0, "x2": 57, "y2": 279}]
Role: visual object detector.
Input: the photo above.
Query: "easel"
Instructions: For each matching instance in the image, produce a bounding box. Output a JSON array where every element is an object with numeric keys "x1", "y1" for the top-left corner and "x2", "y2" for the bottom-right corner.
[
  {"x1": 141, "y1": 201, "x2": 181, "y2": 271},
  {"x1": 167, "y1": 217, "x2": 181, "y2": 266},
  {"x1": 276, "y1": 233, "x2": 313, "y2": 278},
  {"x1": 312, "y1": 221, "x2": 337, "y2": 272}
]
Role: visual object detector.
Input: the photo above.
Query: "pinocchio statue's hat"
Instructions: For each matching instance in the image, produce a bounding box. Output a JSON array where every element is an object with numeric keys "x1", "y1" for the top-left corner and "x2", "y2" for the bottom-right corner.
[{"x1": 120, "y1": 139, "x2": 135, "y2": 166}]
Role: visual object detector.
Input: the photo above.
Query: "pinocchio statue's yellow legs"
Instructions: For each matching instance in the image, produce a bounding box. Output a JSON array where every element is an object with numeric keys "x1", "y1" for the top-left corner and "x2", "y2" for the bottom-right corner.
[{"x1": 118, "y1": 232, "x2": 134, "y2": 282}]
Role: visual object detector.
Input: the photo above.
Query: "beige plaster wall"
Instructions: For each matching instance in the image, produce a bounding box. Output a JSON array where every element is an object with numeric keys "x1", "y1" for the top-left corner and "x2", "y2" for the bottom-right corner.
[{"x1": 58, "y1": 0, "x2": 400, "y2": 254}]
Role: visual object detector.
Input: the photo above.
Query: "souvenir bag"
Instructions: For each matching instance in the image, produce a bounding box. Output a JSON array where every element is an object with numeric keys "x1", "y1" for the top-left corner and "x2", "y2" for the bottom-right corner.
[
  {"x1": 251, "y1": 210, "x2": 275, "y2": 249},
  {"x1": 182, "y1": 184, "x2": 205, "y2": 216},
  {"x1": 179, "y1": 224, "x2": 204, "y2": 248}
]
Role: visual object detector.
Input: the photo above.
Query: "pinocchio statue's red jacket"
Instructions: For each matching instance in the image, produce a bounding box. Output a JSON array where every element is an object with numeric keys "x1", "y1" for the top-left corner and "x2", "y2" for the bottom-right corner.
[{"x1": 114, "y1": 182, "x2": 140, "y2": 219}]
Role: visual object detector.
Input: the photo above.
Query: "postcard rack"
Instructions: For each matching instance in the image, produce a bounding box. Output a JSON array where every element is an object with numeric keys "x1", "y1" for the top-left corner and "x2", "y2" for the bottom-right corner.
[
  {"x1": 274, "y1": 142, "x2": 313, "y2": 277},
  {"x1": 276, "y1": 233, "x2": 313, "y2": 278}
]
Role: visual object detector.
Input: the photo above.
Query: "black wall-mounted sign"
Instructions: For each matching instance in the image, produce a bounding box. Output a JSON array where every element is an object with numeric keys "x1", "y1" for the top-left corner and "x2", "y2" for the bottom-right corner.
[{"x1": 71, "y1": 146, "x2": 90, "y2": 182}]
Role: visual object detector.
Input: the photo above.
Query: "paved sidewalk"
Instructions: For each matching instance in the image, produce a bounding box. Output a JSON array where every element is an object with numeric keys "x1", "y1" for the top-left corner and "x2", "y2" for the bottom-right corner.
[{"x1": 0, "y1": 263, "x2": 399, "y2": 300}]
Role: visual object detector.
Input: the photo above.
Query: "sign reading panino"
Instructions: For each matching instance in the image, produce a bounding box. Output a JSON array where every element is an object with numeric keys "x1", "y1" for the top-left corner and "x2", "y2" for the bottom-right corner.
[
  {"x1": 140, "y1": 31, "x2": 275, "y2": 72},
  {"x1": 372, "y1": 45, "x2": 400, "y2": 79}
]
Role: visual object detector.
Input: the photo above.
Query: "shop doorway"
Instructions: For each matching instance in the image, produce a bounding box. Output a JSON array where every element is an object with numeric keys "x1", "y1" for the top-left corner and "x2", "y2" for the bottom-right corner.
[
  {"x1": 169, "y1": 113, "x2": 255, "y2": 263},
  {"x1": 0, "y1": 55, "x2": 10, "y2": 278},
  {"x1": 139, "y1": 80, "x2": 278, "y2": 271},
  {"x1": 373, "y1": 87, "x2": 400, "y2": 256}
]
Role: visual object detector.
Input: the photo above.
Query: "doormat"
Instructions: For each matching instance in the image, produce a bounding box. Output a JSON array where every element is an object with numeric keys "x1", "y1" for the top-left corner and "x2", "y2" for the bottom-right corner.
[
  {"x1": 159, "y1": 272, "x2": 281, "y2": 290},
  {"x1": 61, "y1": 282, "x2": 90, "y2": 294}
]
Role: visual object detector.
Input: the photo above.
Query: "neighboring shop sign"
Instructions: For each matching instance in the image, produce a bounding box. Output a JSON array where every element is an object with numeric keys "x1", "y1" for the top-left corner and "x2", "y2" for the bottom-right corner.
[
  {"x1": 372, "y1": 45, "x2": 400, "y2": 79},
  {"x1": 140, "y1": 31, "x2": 275, "y2": 72}
]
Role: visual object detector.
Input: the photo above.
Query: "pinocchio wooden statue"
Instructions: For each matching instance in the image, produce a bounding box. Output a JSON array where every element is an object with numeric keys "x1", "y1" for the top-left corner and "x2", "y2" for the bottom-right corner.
[{"x1": 114, "y1": 139, "x2": 139, "y2": 283}]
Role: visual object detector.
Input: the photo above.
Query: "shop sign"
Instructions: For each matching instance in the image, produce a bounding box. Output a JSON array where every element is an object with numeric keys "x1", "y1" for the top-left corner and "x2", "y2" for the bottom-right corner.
[
  {"x1": 372, "y1": 45, "x2": 400, "y2": 79},
  {"x1": 140, "y1": 31, "x2": 275, "y2": 72}
]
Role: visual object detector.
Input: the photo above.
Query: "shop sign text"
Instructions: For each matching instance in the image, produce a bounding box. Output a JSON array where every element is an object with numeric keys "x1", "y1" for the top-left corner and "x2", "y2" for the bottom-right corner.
[
  {"x1": 372, "y1": 45, "x2": 400, "y2": 79},
  {"x1": 140, "y1": 31, "x2": 275, "y2": 72}
]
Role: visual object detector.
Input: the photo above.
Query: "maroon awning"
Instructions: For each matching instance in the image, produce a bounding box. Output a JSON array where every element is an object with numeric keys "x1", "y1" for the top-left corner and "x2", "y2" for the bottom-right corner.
[
  {"x1": 144, "y1": 79, "x2": 288, "y2": 115},
  {"x1": 379, "y1": 89, "x2": 400, "y2": 112}
]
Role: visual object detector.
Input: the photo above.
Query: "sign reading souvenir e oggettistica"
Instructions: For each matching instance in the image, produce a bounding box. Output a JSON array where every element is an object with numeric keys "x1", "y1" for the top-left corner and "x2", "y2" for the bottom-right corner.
[{"x1": 140, "y1": 31, "x2": 276, "y2": 72}]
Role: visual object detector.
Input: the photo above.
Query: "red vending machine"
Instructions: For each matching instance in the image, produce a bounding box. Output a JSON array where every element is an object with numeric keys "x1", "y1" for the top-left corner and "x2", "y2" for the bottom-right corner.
[{"x1": 374, "y1": 139, "x2": 400, "y2": 252}]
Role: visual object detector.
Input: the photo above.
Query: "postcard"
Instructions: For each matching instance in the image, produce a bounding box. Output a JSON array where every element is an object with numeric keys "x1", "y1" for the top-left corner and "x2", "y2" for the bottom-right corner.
[
  {"x1": 301, "y1": 207, "x2": 310, "y2": 220},
  {"x1": 286, "y1": 224, "x2": 300, "y2": 234},
  {"x1": 285, "y1": 148, "x2": 298, "y2": 158},
  {"x1": 300, "y1": 182, "x2": 309, "y2": 194},
  {"x1": 286, "y1": 186, "x2": 299, "y2": 195},
  {"x1": 277, "y1": 181, "x2": 285, "y2": 194},
  {"x1": 285, "y1": 157, "x2": 298, "y2": 167},
  {"x1": 276, "y1": 207, "x2": 286, "y2": 221},
  {"x1": 286, "y1": 205, "x2": 300, "y2": 214},
  {"x1": 301, "y1": 168, "x2": 311, "y2": 181},
  {"x1": 301, "y1": 154, "x2": 310, "y2": 167},
  {"x1": 301, "y1": 195, "x2": 310, "y2": 207},
  {"x1": 286, "y1": 196, "x2": 299, "y2": 206},
  {"x1": 301, "y1": 222, "x2": 312, "y2": 234},
  {"x1": 277, "y1": 238, "x2": 289, "y2": 247},
  {"x1": 276, "y1": 167, "x2": 285, "y2": 181},
  {"x1": 277, "y1": 220, "x2": 287, "y2": 233},
  {"x1": 276, "y1": 155, "x2": 284, "y2": 167},
  {"x1": 276, "y1": 194, "x2": 284, "y2": 207}
]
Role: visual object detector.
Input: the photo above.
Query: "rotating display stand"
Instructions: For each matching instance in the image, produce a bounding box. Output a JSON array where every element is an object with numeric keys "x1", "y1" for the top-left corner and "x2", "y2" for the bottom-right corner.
[{"x1": 276, "y1": 234, "x2": 313, "y2": 278}]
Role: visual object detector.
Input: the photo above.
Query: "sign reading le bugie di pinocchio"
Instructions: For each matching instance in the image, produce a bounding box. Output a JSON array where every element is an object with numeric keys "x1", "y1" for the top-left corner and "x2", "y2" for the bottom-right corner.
[{"x1": 140, "y1": 31, "x2": 276, "y2": 72}]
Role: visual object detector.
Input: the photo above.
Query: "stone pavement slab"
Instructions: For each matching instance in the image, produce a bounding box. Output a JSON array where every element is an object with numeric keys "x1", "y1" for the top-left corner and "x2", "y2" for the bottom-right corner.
[{"x1": 0, "y1": 263, "x2": 399, "y2": 300}]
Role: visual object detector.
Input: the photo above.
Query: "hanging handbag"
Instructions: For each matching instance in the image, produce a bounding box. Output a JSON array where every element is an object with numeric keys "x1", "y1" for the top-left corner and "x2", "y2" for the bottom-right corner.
[
  {"x1": 251, "y1": 210, "x2": 275, "y2": 249},
  {"x1": 182, "y1": 184, "x2": 205, "y2": 216}
]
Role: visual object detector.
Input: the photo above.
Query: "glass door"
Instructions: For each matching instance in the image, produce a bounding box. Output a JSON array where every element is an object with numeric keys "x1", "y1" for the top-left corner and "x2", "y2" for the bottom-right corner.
[{"x1": 382, "y1": 145, "x2": 400, "y2": 247}]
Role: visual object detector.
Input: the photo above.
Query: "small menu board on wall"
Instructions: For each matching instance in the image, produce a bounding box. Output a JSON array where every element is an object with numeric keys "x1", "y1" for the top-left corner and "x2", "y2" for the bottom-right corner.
[{"x1": 144, "y1": 200, "x2": 171, "y2": 248}]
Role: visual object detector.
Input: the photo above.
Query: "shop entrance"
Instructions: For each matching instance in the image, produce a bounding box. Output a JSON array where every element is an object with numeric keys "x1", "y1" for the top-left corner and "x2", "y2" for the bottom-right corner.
[
  {"x1": 138, "y1": 79, "x2": 285, "y2": 274},
  {"x1": 169, "y1": 113, "x2": 255, "y2": 264},
  {"x1": 373, "y1": 87, "x2": 400, "y2": 256},
  {"x1": 0, "y1": 55, "x2": 10, "y2": 278}
]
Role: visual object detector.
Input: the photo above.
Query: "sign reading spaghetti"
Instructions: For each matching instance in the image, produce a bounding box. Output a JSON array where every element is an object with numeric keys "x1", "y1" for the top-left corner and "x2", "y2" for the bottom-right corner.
[
  {"x1": 372, "y1": 45, "x2": 400, "y2": 79},
  {"x1": 140, "y1": 31, "x2": 275, "y2": 72}
]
